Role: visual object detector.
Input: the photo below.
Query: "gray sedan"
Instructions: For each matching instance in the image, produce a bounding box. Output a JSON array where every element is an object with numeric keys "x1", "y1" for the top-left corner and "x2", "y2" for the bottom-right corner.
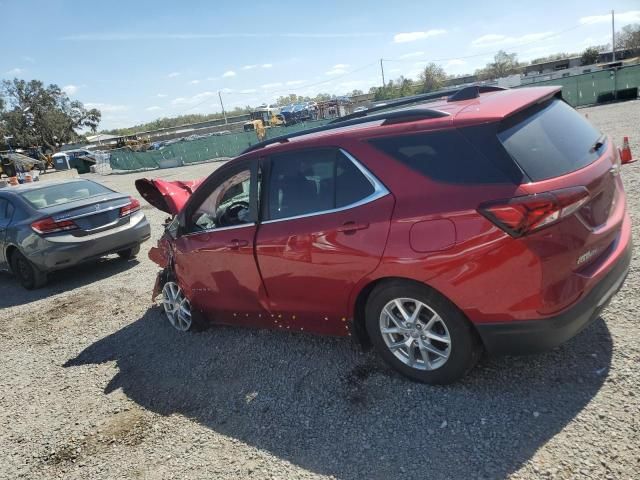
[{"x1": 0, "y1": 179, "x2": 151, "y2": 289}]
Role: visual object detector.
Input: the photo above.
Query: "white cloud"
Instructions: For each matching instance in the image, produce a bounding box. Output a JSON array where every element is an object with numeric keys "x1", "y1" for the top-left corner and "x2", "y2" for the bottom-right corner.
[
  {"x1": 393, "y1": 29, "x2": 446, "y2": 43},
  {"x1": 471, "y1": 32, "x2": 552, "y2": 48},
  {"x1": 443, "y1": 59, "x2": 467, "y2": 73},
  {"x1": 84, "y1": 102, "x2": 128, "y2": 112},
  {"x1": 399, "y1": 51, "x2": 425, "y2": 59},
  {"x1": 240, "y1": 88, "x2": 257, "y2": 93},
  {"x1": 171, "y1": 91, "x2": 215, "y2": 105},
  {"x1": 5, "y1": 67, "x2": 24, "y2": 75},
  {"x1": 222, "y1": 70, "x2": 236, "y2": 77},
  {"x1": 157, "y1": 93, "x2": 168, "y2": 98},
  {"x1": 580, "y1": 10, "x2": 640, "y2": 25},
  {"x1": 22, "y1": 56, "x2": 35, "y2": 64},
  {"x1": 261, "y1": 82, "x2": 283, "y2": 89},
  {"x1": 189, "y1": 79, "x2": 201, "y2": 85},
  {"x1": 244, "y1": 63, "x2": 272, "y2": 70},
  {"x1": 167, "y1": 71, "x2": 181, "y2": 78},
  {"x1": 285, "y1": 80, "x2": 305, "y2": 86},
  {"x1": 325, "y1": 63, "x2": 349, "y2": 75},
  {"x1": 146, "y1": 106, "x2": 162, "y2": 111},
  {"x1": 62, "y1": 84, "x2": 78, "y2": 95}
]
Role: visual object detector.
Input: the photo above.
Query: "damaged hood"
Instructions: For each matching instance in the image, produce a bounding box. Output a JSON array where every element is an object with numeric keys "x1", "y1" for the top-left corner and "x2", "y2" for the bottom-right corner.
[{"x1": 135, "y1": 178, "x2": 205, "y2": 215}]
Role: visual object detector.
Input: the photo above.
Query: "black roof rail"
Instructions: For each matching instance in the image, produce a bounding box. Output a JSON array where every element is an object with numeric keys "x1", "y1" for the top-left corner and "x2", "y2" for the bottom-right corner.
[
  {"x1": 241, "y1": 108, "x2": 449, "y2": 154},
  {"x1": 447, "y1": 85, "x2": 506, "y2": 102},
  {"x1": 330, "y1": 89, "x2": 457, "y2": 124}
]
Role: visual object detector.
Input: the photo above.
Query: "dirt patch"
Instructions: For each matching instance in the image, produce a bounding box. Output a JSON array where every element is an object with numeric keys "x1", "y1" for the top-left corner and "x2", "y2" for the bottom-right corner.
[
  {"x1": 43, "y1": 409, "x2": 150, "y2": 466},
  {"x1": 343, "y1": 359, "x2": 384, "y2": 406}
]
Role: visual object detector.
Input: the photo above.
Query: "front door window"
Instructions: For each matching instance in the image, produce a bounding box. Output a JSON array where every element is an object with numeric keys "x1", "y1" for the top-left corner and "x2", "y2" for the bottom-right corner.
[{"x1": 190, "y1": 169, "x2": 251, "y2": 231}]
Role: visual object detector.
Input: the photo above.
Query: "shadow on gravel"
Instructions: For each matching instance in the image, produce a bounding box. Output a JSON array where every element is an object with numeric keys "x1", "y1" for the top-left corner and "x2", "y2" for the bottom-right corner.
[
  {"x1": 65, "y1": 308, "x2": 613, "y2": 480},
  {"x1": 0, "y1": 257, "x2": 139, "y2": 309}
]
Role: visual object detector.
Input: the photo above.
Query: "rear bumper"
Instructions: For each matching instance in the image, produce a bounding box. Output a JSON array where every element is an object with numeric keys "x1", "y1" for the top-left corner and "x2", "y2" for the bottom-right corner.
[
  {"x1": 27, "y1": 211, "x2": 151, "y2": 272},
  {"x1": 476, "y1": 238, "x2": 631, "y2": 355}
]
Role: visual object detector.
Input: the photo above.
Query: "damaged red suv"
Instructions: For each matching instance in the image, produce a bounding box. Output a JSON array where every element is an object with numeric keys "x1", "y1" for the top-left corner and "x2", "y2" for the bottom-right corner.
[{"x1": 138, "y1": 85, "x2": 631, "y2": 384}]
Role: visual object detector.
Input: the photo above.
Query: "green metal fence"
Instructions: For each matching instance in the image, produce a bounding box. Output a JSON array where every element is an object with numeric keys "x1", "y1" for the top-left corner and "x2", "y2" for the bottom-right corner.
[
  {"x1": 518, "y1": 64, "x2": 640, "y2": 107},
  {"x1": 108, "y1": 119, "x2": 330, "y2": 171}
]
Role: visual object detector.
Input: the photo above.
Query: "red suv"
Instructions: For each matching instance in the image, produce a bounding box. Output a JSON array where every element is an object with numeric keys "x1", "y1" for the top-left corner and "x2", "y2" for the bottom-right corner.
[{"x1": 139, "y1": 85, "x2": 631, "y2": 384}]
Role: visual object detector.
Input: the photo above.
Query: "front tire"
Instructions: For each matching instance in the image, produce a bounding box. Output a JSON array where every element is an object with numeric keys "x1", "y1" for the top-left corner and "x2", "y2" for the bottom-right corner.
[
  {"x1": 11, "y1": 251, "x2": 47, "y2": 290},
  {"x1": 365, "y1": 281, "x2": 481, "y2": 384}
]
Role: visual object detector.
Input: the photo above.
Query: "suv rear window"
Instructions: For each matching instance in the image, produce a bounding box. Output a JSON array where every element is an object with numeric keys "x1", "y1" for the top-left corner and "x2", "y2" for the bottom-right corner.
[
  {"x1": 369, "y1": 129, "x2": 511, "y2": 184},
  {"x1": 498, "y1": 99, "x2": 602, "y2": 181}
]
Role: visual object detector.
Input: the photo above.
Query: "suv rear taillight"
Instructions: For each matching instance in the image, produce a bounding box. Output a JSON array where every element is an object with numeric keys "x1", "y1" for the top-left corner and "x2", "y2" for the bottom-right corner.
[
  {"x1": 31, "y1": 217, "x2": 78, "y2": 235},
  {"x1": 479, "y1": 186, "x2": 589, "y2": 237},
  {"x1": 119, "y1": 197, "x2": 141, "y2": 217}
]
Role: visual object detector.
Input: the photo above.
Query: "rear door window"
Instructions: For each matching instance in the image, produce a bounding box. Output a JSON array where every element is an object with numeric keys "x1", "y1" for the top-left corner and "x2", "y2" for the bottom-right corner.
[
  {"x1": 369, "y1": 129, "x2": 511, "y2": 184},
  {"x1": 267, "y1": 148, "x2": 376, "y2": 220},
  {"x1": 497, "y1": 99, "x2": 602, "y2": 181}
]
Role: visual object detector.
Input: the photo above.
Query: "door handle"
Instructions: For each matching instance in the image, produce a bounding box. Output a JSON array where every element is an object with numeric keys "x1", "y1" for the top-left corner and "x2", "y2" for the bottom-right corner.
[
  {"x1": 337, "y1": 221, "x2": 370, "y2": 234},
  {"x1": 227, "y1": 239, "x2": 249, "y2": 249}
]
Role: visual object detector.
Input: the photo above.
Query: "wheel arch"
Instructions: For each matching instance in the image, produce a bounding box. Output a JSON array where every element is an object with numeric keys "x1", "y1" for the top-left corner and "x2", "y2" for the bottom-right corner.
[
  {"x1": 350, "y1": 276, "x2": 482, "y2": 349},
  {"x1": 5, "y1": 244, "x2": 20, "y2": 271}
]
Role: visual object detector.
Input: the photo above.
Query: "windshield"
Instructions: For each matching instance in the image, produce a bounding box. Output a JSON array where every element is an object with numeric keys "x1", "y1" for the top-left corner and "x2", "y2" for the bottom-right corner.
[{"x1": 19, "y1": 180, "x2": 112, "y2": 209}]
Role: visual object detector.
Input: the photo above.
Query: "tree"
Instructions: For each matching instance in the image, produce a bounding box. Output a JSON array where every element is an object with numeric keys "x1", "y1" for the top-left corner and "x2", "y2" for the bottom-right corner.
[
  {"x1": 0, "y1": 79, "x2": 101, "y2": 150},
  {"x1": 615, "y1": 24, "x2": 640, "y2": 51},
  {"x1": 476, "y1": 51, "x2": 521, "y2": 80},
  {"x1": 580, "y1": 47, "x2": 600, "y2": 66},
  {"x1": 418, "y1": 63, "x2": 447, "y2": 93},
  {"x1": 349, "y1": 89, "x2": 364, "y2": 96}
]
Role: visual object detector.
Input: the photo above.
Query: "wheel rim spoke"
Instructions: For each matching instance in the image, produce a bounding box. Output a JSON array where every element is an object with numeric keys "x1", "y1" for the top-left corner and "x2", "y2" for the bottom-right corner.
[
  {"x1": 426, "y1": 331, "x2": 450, "y2": 344},
  {"x1": 379, "y1": 297, "x2": 451, "y2": 371},
  {"x1": 162, "y1": 282, "x2": 192, "y2": 331}
]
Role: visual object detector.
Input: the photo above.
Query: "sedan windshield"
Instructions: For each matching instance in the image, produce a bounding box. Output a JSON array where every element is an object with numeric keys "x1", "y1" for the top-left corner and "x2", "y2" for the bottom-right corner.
[{"x1": 19, "y1": 180, "x2": 112, "y2": 209}]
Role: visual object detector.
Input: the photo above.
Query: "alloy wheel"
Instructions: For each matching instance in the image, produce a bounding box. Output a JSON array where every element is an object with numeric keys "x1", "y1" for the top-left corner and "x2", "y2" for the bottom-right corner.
[
  {"x1": 379, "y1": 297, "x2": 451, "y2": 370},
  {"x1": 162, "y1": 282, "x2": 192, "y2": 331}
]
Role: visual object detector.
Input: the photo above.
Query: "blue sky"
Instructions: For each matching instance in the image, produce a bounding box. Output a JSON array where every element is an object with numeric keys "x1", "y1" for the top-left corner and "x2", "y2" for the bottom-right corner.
[{"x1": 2, "y1": 0, "x2": 639, "y2": 130}]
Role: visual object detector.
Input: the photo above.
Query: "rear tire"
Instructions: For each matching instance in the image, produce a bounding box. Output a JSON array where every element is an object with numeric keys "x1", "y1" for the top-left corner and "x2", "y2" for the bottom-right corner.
[
  {"x1": 117, "y1": 245, "x2": 140, "y2": 259},
  {"x1": 365, "y1": 281, "x2": 481, "y2": 385},
  {"x1": 11, "y1": 251, "x2": 47, "y2": 290}
]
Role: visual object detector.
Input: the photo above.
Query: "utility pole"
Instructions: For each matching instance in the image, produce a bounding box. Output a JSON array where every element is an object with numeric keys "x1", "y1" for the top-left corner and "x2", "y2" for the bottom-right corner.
[
  {"x1": 611, "y1": 10, "x2": 616, "y2": 62},
  {"x1": 380, "y1": 58, "x2": 386, "y2": 87},
  {"x1": 218, "y1": 91, "x2": 227, "y2": 124}
]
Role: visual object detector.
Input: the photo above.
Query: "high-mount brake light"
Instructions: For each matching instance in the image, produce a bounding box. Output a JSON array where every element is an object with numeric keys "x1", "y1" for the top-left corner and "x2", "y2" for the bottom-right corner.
[{"x1": 479, "y1": 187, "x2": 590, "y2": 237}]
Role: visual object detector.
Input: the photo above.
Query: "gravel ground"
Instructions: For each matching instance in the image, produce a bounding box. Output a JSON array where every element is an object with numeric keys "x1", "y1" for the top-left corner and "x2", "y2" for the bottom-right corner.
[{"x1": 1, "y1": 101, "x2": 639, "y2": 480}]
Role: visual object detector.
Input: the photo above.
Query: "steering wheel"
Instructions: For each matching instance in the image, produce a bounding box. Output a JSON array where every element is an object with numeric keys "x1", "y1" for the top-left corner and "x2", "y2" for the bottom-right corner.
[{"x1": 219, "y1": 200, "x2": 250, "y2": 226}]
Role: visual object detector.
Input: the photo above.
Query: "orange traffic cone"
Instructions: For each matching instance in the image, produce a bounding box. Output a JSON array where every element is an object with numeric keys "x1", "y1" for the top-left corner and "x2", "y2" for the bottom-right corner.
[
  {"x1": 8, "y1": 176, "x2": 18, "y2": 186},
  {"x1": 620, "y1": 137, "x2": 634, "y2": 164}
]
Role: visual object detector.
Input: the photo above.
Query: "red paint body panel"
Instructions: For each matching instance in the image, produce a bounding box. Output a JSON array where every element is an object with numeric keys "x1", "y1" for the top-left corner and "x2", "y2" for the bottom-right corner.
[
  {"x1": 173, "y1": 225, "x2": 269, "y2": 326},
  {"x1": 254, "y1": 194, "x2": 395, "y2": 335},
  {"x1": 135, "y1": 178, "x2": 204, "y2": 215},
  {"x1": 144, "y1": 86, "x2": 630, "y2": 344}
]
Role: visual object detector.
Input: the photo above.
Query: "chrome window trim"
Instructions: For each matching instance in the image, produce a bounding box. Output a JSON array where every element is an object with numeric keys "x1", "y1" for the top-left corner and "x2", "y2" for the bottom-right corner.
[{"x1": 261, "y1": 148, "x2": 390, "y2": 225}]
